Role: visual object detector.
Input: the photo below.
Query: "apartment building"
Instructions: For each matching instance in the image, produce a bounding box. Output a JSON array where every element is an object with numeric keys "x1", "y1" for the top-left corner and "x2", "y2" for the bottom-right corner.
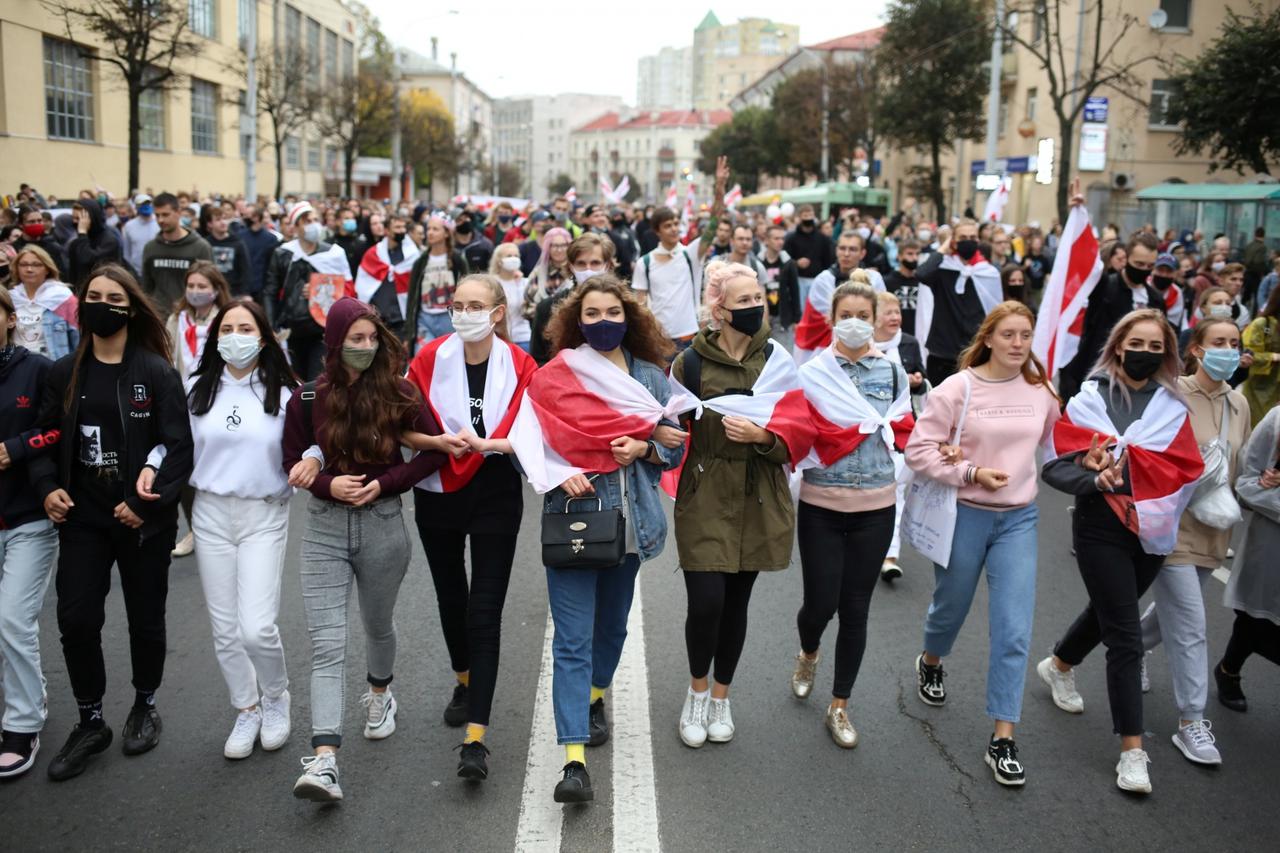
[
  {"x1": 691, "y1": 11, "x2": 798, "y2": 110},
  {"x1": 0, "y1": 0, "x2": 356, "y2": 199},
  {"x1": 397, "y1": 40, "x2": 492, "y2": 198},
  {"x1": 494, "y1": 93, "x2": 624, "y2": 198},
  {"x1": 637, "y1": 46, "x2": 693, "y2": 110}
]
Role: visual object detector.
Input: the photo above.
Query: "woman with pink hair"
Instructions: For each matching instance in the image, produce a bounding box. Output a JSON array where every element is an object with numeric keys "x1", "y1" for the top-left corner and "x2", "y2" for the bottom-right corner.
[{"x1": 521, "y1": 227, "x2": 573, "y2": 322}]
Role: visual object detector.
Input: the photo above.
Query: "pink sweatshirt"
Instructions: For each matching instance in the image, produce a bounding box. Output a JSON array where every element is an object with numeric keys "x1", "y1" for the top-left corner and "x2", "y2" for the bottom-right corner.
[{"x1": 905, "y1": 368, "x2": 1060, "y2": 509}]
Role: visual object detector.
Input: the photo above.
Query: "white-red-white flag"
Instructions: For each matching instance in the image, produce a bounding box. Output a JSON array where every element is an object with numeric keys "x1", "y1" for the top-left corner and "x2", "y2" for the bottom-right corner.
[
  {"x1": 723, "y1": 184, "x2": 743, "y2": 210},
  {"x1": 680, "y1": 184, "x2": 697, "y2": 241},
  {"x1": 355, "y1": 237, "x2": 421, "y2": 316},
  {"x1": 1031, "y1": 205, "x2": 1104, "y2": 379},
  {"x1": 792, "y1": 268, "x2": 886, "y2": 365},
  {"x1": 798, "y1": 346, "x2": 915, "y2": 468},
  {"x1": 564, "y1": 186, "x2": 577, "y2": 203},
  {"x1": 983, "y1": 177, "x2": 1010, "y2": 222},
  {"x1": 664, "y1": 185, "x2": 679, "y2": 210}
]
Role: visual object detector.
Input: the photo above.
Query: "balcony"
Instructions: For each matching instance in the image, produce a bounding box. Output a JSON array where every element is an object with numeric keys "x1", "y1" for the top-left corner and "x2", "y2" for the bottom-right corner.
[{"x1": 658, "y1": 146, "x2": 676, "y2": 160}]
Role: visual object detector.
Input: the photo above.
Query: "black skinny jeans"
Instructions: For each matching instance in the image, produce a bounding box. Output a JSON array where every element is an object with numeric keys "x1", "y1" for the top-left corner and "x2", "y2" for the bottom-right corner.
[
  {"x1": 1221, "y1": 610, "x2": 1280, "y2": 672},
  {"x1": 416, "y1": 523, "x2": 518, "y2": 728},
  {"x1": 56, "y1": 515, "x2": 176, "y2": 704},
  {"x1": 684, "y1": 570, "x2": 759, "y2": 685},
  {"x1": 1053, "y1": 496, "x2": 1163, "y2": 737},
  {"x1": 796, "y1": 502, "x2": 896, "y2": 699}
]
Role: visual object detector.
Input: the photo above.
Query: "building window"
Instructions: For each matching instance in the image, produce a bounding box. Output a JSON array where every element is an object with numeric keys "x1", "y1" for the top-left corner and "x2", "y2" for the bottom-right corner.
[
  {"x1": 286, "y1": 136, "x2": 300, "y2": 168},
  {"x1": 191, "y1": 78, "x2": 218, "y2": 153},
  {"x1": 306, "y1": 18, "x2": 321, "y2": 86},
  {"x1": 760, "y1": 35, "x2": 781, "y2": 56},
  {"x1": 998, "y1": 96, "x2": 1009, "y2": 136},
  {"x1": 1159, "y1": 0, "x2": 1190, "y2": 29},
  {"x1": 341, "y1": 39, "x2": 354, "y2": 80},
  {"x1": 324, "y1": 29, "x2": 338, "y2": 87},
  {"x1": 1032, "y1": 2, "x2": 1045, "y2": 44},
  {"x1": 189, "y1": 0, "x2": 216, "y2": 39},
  {"x1": 139, "y1": 71, "x2": 165, "y2": 150},
  {"x1": 1148, "y1": 79, "x2": 1178, "y2": 128},
  {"x1": 43, "y1": 37, "x2": 94, "y2": 141},
  {"x1": 285, "y1": 6, "x2": 301, "y2": 60},
  {"x1": 1003, "y1": 11, "x2": 1018, "y2": 53},
  {"x1": 1026, "y1": 87, "x2": 1037, "y2": 121},
  {"x1": 307, "y1": 141, "x2": 320, "y2": 170},
  {"x1": 238, "y1": 0, "x2": 256, "y2": 43}
]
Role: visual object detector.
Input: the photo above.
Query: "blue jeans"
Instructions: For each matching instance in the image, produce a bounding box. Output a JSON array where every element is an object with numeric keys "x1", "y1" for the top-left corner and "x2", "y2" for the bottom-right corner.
[
  {"x1": 922, "y1": 502, "x2": 1038, "y2": 723},
  {"x1": 798, "y1": 276, "x2": 815, "y2": 311},
  {"x1": 417, "y1": 310, "x2": 454, "y2": 344},
  {"x1": 0, "y1": 519, "x2": 59, "y2": 733},
  {"x1": 545, "y1": 555, "x2": 641, "y2": 744}
]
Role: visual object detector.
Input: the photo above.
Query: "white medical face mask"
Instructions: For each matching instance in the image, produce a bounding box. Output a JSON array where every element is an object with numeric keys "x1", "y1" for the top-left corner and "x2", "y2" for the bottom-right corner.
[
  {"x1": 834, "y1": 316, "x2": 875, "y2": 349},
  {"x1": 573, "y1": 268, "x2": 601, "y2": 284},
  {"x1": 217, "y1": 333, "x2": 262, "y2": 369},
  {"x1": 501, "y1": 256, "x2": 522, "y2": 272},
  {"x1": 450, "y1": 307, "x2": 497, "y2": 342}
]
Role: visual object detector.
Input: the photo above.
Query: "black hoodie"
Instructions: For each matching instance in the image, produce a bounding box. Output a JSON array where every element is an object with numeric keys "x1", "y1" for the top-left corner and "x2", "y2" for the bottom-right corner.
[
  {"x1": 0, "y1": 347, "x2": 57, "y2": 529},
  {"x1": 67, "y1": 198, "x2": 122, "y2": 287}
]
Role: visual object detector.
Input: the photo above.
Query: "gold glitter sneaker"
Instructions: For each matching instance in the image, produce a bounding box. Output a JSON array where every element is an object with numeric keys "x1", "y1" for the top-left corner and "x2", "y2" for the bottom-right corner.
[
  {"x1": 792, "y1": 652, "x2": 819, "y2": 699},
  {"x1": 825, "y1": 705, "x2": 858, "y2": 749}
]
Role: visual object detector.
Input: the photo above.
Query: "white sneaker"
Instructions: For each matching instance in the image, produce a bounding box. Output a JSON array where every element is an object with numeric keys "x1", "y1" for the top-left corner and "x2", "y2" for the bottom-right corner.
[
  {"x1": 260, "y1": 690, "x2": 291, "y2": 751},
  {"x1": 1140, "y1": 655, "x2": 1151, "y2": 694},
  {"x1": 361, "y1": 689, "x2": 397, "y2": 740},
  {"x1": 1037, "y1": 656, "x2": 1084, "y2": 714},
  {"x1": 706, "y1": 698, "x2": 735, "y2": 743},
  {"x1": 223, "y1": 708, "x2": 262, "y2": 760},
  {"x1": 293, "y1": 752, "x2": 343, "y2": 802},
  {"x1": 678, "y1": 689, "x2": 709, "y2": 748},
  {"x1": 1172, "y1": 719, "x2": 1221, "y2": 765},
  {"x1": 171, "y1": 531, "x2": 195, "y2": 558},
  {"x1": 1116, "y1": 748, "x2": 1152, "y2": 794}
]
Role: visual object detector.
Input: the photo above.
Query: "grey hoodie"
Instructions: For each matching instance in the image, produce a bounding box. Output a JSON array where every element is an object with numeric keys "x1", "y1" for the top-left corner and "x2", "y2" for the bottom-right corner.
[{"x1": 140, "y1": 227, "x2": 212, "y2": 312}]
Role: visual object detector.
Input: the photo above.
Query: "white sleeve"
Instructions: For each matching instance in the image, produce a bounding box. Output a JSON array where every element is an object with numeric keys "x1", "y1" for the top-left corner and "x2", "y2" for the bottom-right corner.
[
  {"x1": 145, "y1": 444, "x2": 166, "y2": 469},
  {"x1": 632, "y1": 253, "x2": 649, "y2": 292},
  {"x1": 302, "y1": 444, "x2": 325, "y2": 465}
]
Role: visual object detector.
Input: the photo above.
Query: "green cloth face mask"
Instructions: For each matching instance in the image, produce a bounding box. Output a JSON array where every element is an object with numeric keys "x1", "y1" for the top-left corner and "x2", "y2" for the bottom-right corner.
[{"x1": 341, "y1": 344, "x2": 378, "y2": 371}]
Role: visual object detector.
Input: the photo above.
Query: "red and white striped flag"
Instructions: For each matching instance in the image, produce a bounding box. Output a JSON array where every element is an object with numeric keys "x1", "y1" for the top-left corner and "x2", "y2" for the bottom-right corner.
[
  {"x1": 1031, "y1": 205, "x2": 1104, "y2": 379},
  {"x1": 509, "y1": 345, "x2": 699, "y2": 494},
  {"x1": 1047, "y1": 380, "x2": 1204, "y2": 555},
  {"x1": 798, "y1": 347, "x2": 915, "y2": 468},
  {"x1": 564, "y1": 186, "x2": 577, "y2": 203},
  {"x1": 406, "y1": 333, "x2": 537, "y2": 492},
  {"x1": 983, "y1": 177, "x2": 1010, "y2": 222},
  {"x1": 664, "y1": 185, "x2": 679, "y2": 210},
  {"x1": 354, "y1": 237, "x2": 421, "y2": 316},
  {"x1": 793, "y1": 268, "x2": 886, "y2": 365},
  {"x1": 680, "y1": 184, "x2": 697, "y2": 240},
  {"x1": 723, "y1": 183, "x2": 743, "y2": 210},
  {"x1": 661, "y1": 344, "x2": 816, "y2": 497}
]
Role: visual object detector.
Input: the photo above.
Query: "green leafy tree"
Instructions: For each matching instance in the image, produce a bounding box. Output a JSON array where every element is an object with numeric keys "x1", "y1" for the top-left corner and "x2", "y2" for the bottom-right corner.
[
  {"x1": 496, "y1": 163, "x2": 523, "y2": 197},
  {"x1": 1165, "y1": 4, "x2": 1280, "y2": 175},
  {"x1": 877, "y1": 0, "x2": 990, "y2": 221},
  {"x1": 697, "y1": 107, "x2": 780, "y2": 192},
  {"x1": 768, "y1": 64, "x2": 876, "y2": 184}
]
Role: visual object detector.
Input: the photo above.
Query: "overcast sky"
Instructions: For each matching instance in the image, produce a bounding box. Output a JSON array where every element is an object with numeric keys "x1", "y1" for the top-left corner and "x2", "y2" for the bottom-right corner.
[{"x1": 362, "y1": 1, "x2": 889, "y2": 102}]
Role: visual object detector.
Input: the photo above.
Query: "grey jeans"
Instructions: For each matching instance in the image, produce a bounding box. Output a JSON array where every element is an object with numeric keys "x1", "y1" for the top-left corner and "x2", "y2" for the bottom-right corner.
[
  {"x1": 1140, "y1": 563, "x2": 1212, "y2": 720},
  {"x1": 301, "y1": 495, "x2": 410, "y2": 749}
]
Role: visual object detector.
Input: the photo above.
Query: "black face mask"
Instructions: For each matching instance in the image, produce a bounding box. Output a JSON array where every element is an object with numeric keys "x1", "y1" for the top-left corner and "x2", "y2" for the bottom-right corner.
[
  {"x1": 1151, "y1": 274, "x2": 1174, "y2": 291},
  {"x1": 80, "y1": 301, "x2": 130, "y2": 337},
  {"x1": 1122, "y1": 349, "x2": 1163, "y2": 382},
  {"x1": 901, "y1": 258, "x2": 918, "y2": 272},
  {"x1": 955, "y1": 239, "x2": 979, "y2": 261},
  {"x1": 611, "y1": 218, "x2": 627, "y2": 229},
  {"x1": 799, "y1": 219, "x2": 815, "y2": 230},
  {"x1": 455, "y1": 221, "x2": 472, "y2": 235},
  {"x1": 389, "y1": 230, "x2": 405, "y2": 244},
  {"x1": 725, "y1": 305, "x2": 765, "y2": 337},
  {"x1": 1124, "y1": 263, "x2": 1150, "y2": 287}
]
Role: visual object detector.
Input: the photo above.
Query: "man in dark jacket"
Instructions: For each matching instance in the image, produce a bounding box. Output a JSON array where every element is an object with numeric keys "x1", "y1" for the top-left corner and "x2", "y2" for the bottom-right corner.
[
  {"x1": 239, "y1": 205, "x2": 280, "y2": 303},
  {"x1": 14, "y1": 204, "x2": 70, "y2": 280},
  {"x1": 758, "y1": 224, "x2": 800, "y2": 329},
  {"x1": 66, "y1": 198, "x2": 122, "y2": 287},
  {"x1": 198, "y1": 203, "x2": 251, "y2": 296},
  {"x1": 332, "y1": 207, "x2": 369, "y2": 277},
  {"x1": 1059, "y1": 231, "x2": 1163, "y2": 400},
  {"x1": 140, "y1": 193, "x2": 212, "y2": 312},
  {"x1": 783, "y1": 204, "x2": 835, "y2": 310},
  {"x1": 608, "y1": 208, "x2": 640, "y2": 281},
  {"x1": 453, "y1": 210, "x2": 493, "y2": 273},
  {"x1": 1242, "y1": 227, "x2": 1270, "y2": 309}
]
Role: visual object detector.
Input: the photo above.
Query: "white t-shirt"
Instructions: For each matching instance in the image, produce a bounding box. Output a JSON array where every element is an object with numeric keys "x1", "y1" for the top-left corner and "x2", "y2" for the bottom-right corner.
[
  {"x1": 420, "y1": 253, "x2": 454, "y2": 315},
  {"x1": 501, "y1": 275, "x2": 532, "y2": 343},
  {"x1": 632, "y1": 241, "x2": 701, "y2": 339},
  {"x1": 15, "y1": 304, "x2": 46, "y2": 357}
]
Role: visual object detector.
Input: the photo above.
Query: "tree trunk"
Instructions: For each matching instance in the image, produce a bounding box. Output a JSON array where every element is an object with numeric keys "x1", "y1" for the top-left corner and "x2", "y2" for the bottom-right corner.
[
  {"x1": 127, "y1": 78, "x2": 141, "y2": 195},
  {"x1": 930, "y1": 138, "x2": 946, "y2": 224},
  {"x1": 1056, "y1": 116, "x2": 1075, "y2": 225}
]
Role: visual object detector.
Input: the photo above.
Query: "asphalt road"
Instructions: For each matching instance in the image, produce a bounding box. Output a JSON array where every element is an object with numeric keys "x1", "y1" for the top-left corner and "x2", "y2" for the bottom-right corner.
[{"x1": 1, "y1": 483, "x2": 1277, "y2": 852}]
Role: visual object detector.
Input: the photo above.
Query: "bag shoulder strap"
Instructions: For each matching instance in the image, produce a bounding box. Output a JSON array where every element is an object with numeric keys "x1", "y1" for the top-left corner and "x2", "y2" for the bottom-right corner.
[
  {"x1": 1219, "y1": 395, "x2": 1231, "y2": 443},
  {"x1": 682, "y1": 347, "x2": 703, "y2": 399},
  {"x1": 952, "y1": 370, "x2": 974, "y2": 444},
  {"x1": 300, "y1": 380, "x2": 318, "y2": 439}
]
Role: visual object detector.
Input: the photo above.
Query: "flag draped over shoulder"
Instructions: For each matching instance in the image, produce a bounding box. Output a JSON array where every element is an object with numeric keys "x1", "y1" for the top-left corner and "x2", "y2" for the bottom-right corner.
[
  {"x1": 1031, "y1": 205, "x2": 1104, "y2": 379},
  {"x1": 355, "y1": 237, "x2": 421, "y2": 316},
  {"x1": 797, "y1": 347, "x2": 915, "y2": 469}
]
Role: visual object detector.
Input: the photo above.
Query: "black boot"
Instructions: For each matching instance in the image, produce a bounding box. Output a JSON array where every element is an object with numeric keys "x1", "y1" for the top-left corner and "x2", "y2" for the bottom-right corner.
[
  {"x1": 588, "y1": 698, "x2": 609, "y2": 747},
  {"x1": 1215, "y1": 661, "x2": 1247, "y2": 712}
]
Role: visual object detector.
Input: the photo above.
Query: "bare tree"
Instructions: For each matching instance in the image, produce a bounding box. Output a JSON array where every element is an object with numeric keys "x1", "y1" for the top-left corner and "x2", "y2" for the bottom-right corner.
[
  {"x1": 314, "y1": 68, "x2": 393, "y2": 198},
  {"x1": 247, "y1": 45, "x2": 321, "y2": 200},
  {"x1": 43, "y1": 0, "x2": 198, "y2": 193},
  {"x1": 1002, "y1": 1, "x2": 1159, "y2": 221}
]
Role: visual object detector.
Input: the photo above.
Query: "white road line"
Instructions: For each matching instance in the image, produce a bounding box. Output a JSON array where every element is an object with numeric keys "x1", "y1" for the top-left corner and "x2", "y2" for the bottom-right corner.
[
  {"x1": 515, "y1": 610, "x2": 562, "y2": 853},
  {"x1": 612, "y1": 584, "x2": 661, "y2": 853}
]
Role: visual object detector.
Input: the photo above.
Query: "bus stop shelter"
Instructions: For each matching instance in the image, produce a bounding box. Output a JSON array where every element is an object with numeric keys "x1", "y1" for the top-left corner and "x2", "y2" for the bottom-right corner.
[{"x1": 1136, "y1": 182, "x2": 1280, "y2": 252}]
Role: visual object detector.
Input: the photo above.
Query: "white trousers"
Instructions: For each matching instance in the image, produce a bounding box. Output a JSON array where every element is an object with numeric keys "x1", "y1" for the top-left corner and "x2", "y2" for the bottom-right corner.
[{"x1": 193, "y1": 490, "x2": 291, "y2": 709}]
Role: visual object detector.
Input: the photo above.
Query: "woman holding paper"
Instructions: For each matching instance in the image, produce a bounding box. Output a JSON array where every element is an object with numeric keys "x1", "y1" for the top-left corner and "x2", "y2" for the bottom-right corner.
[
  {"x1": 903, "y1": 301, "x2": 1060, "y2": 788},
  {"x1": 790, "y1": 280, "x2": 912, "y2": 749}
]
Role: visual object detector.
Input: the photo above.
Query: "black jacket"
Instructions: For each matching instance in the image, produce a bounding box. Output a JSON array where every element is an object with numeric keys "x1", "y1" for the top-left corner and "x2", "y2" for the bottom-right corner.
[
  {"x1": 205, "y1": 232, "x2": 252, "y2": 296},
  {"x1": 0, "y1": 347, "x2": 57, "y2": 530},
  {"x1": 1061, "y1": 270, "x2": 1165, "y2": 395},
  {"x1": 29, "y1": 343, "x2": 193, "y2": 540},
  {"x1": 66, "y1": 199, "x2": 122, "y2": 287},
  {"x1": 609, "y1": 224, "x2": 641, "y2": 281},
  {"x1": 14, "y1": 234, "x2": 69, "y2": 281},
  {"x1": 333, "y1": 232, "x2": 369, "y2": 277},
  {"x1": 915, "y1": 252, "x2": 990, "y2": 363},
  {"x1": 240, "y1": 226, "x2": 281, "y2": 297},
  {"x1": 267, "y1": 241, "x2": 342, "y2": 335},
  {"x1": 455, "y1": 233, "x2": 494, "y2": 273},
  {"x1": 529, "y1": 286, "x2": 572, "y2": 365},
  {"x1": 783, "y1": 227, "x2": 834, "y2": 275}
]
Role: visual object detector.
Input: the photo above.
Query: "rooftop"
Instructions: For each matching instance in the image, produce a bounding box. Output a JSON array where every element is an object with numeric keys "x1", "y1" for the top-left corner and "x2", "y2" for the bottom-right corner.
[
  {"x1": 574, "y1": 109, "x2": 733, "y2": 133},
  {"x1": 807, "y1": 27, "x2": 886, "y2": 52}
]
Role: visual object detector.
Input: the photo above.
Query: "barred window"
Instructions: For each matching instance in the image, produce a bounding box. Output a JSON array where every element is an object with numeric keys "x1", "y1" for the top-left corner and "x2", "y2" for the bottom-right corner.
[
  {"x1": 286, "y1": 136, "x2": 300, "y2": 168},
  {"x1": 43, "y1": 37, "x2": 94, "y2": 141},
  {"x1": 307, "y1": 141, "x2": 320, "y2": 170},
  {"x1": 325, "y1": 29, "x2": 338, "y2": 88},
  {"x1": 191, "y1": 78, "x2": 218, "y2": 153},
  {"x1": 189, "y1": 0, "x2": 216, "y2": 39},
  {"x1": 139, "y1": 70, "x2": 165, "y2": 149}
]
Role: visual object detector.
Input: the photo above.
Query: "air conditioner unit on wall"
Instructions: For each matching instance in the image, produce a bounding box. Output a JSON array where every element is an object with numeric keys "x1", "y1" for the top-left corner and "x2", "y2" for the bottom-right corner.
[{"x1": 1112, "y1": 172, "x2": 1136, "y2": 191}]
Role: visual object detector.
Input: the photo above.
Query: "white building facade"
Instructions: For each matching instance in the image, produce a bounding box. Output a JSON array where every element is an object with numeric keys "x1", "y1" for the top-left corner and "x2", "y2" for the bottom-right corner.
[
  {"x1": 494, "y1": 93, "x2": 623, "y2": 197},
  {"x1": 636, "y1": 46, "x2": 693, "y2": 110}
]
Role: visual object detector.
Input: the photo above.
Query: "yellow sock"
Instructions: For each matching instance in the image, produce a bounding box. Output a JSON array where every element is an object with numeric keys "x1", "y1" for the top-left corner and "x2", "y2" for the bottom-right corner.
[
  {"x1": 464, "y1": 723, "x2": 486, "y2": 744},
  {"x1": 565, "y1": 744, "x2": 585, "y2": 765},
  {"x1": 456, "y1": 672, "x2": 470, "y2": 687},
  {"x1": 590, "y1": 686, "x2": 606, "y2": 703}
]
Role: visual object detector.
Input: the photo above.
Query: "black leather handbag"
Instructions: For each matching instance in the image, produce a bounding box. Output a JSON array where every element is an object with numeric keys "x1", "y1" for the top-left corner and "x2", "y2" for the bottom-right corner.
[{"x1": 541, "y1": 497, "x2": 626, "y2": 570}]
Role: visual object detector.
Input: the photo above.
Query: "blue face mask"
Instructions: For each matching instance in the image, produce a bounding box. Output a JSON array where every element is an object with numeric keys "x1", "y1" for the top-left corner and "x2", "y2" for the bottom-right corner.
[
  {"x1": 137, "y1": 203, "x2": 153, "y2": 216},
  {"x1": 342, "y1": 219, "x2": 357, "y2": 233},
  {"x1": 578, "y1": 318, "x2": 627, "y2": 352},
  {"x1": 1200, "y1": 347, "x2": 1241, "y2": 382}
]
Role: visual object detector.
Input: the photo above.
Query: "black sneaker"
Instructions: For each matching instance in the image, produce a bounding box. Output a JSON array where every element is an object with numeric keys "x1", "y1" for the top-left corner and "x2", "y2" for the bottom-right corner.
[
  {"x1": 0, "y1": 731, "x2": 40, "y2": 779},
  {"x1": 985, "y1": 737, "x2": 1026, "y2": 787},
  {"x1": 553, "y1": 761, "x2": 593, "y2": 803},
  {"x1": 588, "y1": 698, "x2": 609, "y2": 747},
  {"x1": 47, "y1": 725, "x2": 113, "y2": 781},
  {"x1": 457, "y1": 741, "x2": 490, "y2": 781},
  {"x1": 122, "y1": 707, "x2": 162, "y2": 755},
  {"x1": 915, "y1": 654, "x2": 946, "y2": 706},
  {"x1": 443, "y1": 683, "x2": 469, "y2": 728},
  {"x1": 1215, "y1": 661, "x2": 1248, "y2": 713}
]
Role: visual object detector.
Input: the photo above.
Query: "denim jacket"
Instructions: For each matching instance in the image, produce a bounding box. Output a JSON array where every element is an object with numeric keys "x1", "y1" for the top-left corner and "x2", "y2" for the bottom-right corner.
[
  {"x1": 803, "y1": 352, "x2": 905, "y2": 489},
  {"x1": 39, "y1": 308, "x2": 80, "y2": 361},
  {"x1": 541, "y1": 350, "x2": 684, "y2": 563}
]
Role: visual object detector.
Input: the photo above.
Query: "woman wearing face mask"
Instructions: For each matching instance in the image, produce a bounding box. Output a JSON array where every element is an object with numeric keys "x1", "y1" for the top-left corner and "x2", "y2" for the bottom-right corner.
[
  {"x1": 403, "y1": 275, "x2": 536, "y2": 782},
  {"x1": 529, "y1": 234, "x2": 614, "y2": 365},
  {"x1": 671, "y1": 263, "x2": 808, "y2": 749},
  {"x1": 905, "y1": 302, "x2": 1060, "y2": 787},
  {"x1": 489, "y1": 244, "x2": 531, "y2": 352},
  {"x1": 1178, "y1": 286, "x2": 1234, "y2": 352},
  {"x1": 508, "y1": 275, "x2": 686, "y2": 804},
  {"x1": 1039, "y1": 309, "x2": 1203, "y2": 795},
  {"x1": 283, "y1": 297, "x2": 446, "y2": 804},
  {"x1": 521, "y1": 227, "x2": 574, "y2": 325},
  {"x1": 10, "y1": 246, "x2": 79, "y2": 361},
  {"x1": 872, "y1": 291, "x2": 925, "y2": 580},
  {"x1": 790, "y1": 282, "x2": 912, "y2": 748},
  {"x1": 483, "y1": 203, "x2": 515, "y2": 244},
  {"x1": 405, "y1": 215, "x2": 469, "y2": 353},
  {"x1": 1193, "y1": 251, "x2": 1227, "y2": 299},
  {"x1": 137, "y1": 299, "x2": 301, "y2": 760},
  {"x1": 1239, "y1": 284, "x2": 1280, "y2": 428},
  {"x1": 1001, "y1": 264, "x2": 1032, "y2": 309},
  {"x1": 1120, "y1": 318, "x2": 1250, "y2": 766},
  {"x1": 29, "y1": 264, "x2": 193, "y2": 782}
]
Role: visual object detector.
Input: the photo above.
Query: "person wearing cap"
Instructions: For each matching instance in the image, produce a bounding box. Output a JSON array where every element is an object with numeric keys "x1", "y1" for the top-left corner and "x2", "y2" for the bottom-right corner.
[
  {"x1": 452, "y1": 210, "x2": 493, "y2": 274},
  {"x1": 1150, "y1": 252, "x2": 1185, "y2": 330},
  {"x1": 121, "y1": 194, "x2": 158, "y2": 277},
  {"x1": 140, "y1": 193, "x2": 212, "y2": 313}
]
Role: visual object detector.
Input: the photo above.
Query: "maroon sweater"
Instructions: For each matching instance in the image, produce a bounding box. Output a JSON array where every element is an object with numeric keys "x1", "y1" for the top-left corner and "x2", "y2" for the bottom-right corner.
[{"x1": 281, "y1": 378, "x2": 445, "y2": 501}]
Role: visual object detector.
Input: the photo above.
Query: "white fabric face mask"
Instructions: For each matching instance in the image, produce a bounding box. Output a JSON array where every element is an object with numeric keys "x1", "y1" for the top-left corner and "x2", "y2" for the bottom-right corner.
[
  {"x1": 501, "y1": 256, "x2": 522, "y2": 272},
  {"x1": 834, "y1": 316, "x2": 875, "y2": 350},
  {"x1": 450, "y1": 308, "x2": 497, "y2": 342},
  {"x1": 217, "y1": 333, "x2": 262, "y2": 369}
]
